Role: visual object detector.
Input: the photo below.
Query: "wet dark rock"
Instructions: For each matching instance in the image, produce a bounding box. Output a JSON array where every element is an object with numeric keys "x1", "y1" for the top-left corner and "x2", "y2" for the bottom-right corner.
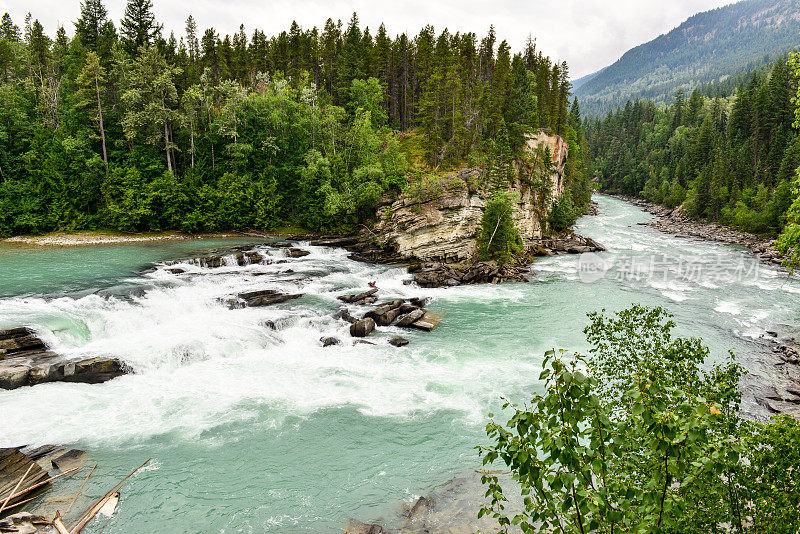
[
  {"x1": 363, "y1": 304, "x2": 397, "y2": 321},
  {"x1": 175, "y1": 254, "x2": 224, "y2": 268},
  {"x1": 308, "y1": 236, "x2": 360, "y2": 247},
  {"x1": 402, "y1": 496, "x2": 435, "y2": 532},
  {"x1": 0, "y1": 347, "x2": 126, "y2": 390},
  {"x1": 398, "y1": 303, "x2": 419, "y2": 314},
  {"x1": 375, "y1": 308, "x2": 404, "y2": 327},
  {"x1": 409, "y1": 297, "x2": 430, "y2": 308},
  {"x1": 272, "y1": 242, "x2": 293, "y2": 248},
  {"x1": 344, "y1": 519, "x2": 388, "y2": 534},
  {"x1": 260, "y1": 317, "x2": 297, "y2": 331},
  {"x1": 244, "y1": 251, "x2": 264, "y2": 264},
  {"x1": 234, "y1": 289, "x2": 303, "y2": 308},
  {"x1": 22, "y1": 445, "x2": 59, "y2": 461},
  {"x1": 350, "y1": 318, "x2": 376, "y2": 338},
  {"x1": 51, "y1": 449, "x2": 85, "y2": 471},
  {"x1": 412, "y1": 312, "x2": 441, "y2": 332},
  {"x1": 288, "y1": 248, "x2": 311, "y2": 258},
  {"x1": 334, "y1": 310, "x2": 358, "y2": 324},
  {"x1": 396, "y1": 309, "x2": 426, "y2": 327},
  {"x1": 165, "y1": 267, "x2": 186, "y2": 274},
  {"x1": 321, "y1": 337, "x2": 340, "y2": 347},
  {"x1": 0, "y1": 327, "x2": 46, "y2": 358},
  {"x1": 389, "y1": 337, "x2": 409, "y2": 347},
  {"x1": 337, "y1": 288, "x2": 379, "y2": 304},
  {"x1": 377, "y1": 299, "x2": 404, "y2": 309}
]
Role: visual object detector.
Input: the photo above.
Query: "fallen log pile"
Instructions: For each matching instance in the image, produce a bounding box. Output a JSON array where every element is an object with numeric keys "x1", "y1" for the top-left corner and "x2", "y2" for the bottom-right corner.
[{"x1": 0, "y1": 451, "x2": 150, "y2": 534}]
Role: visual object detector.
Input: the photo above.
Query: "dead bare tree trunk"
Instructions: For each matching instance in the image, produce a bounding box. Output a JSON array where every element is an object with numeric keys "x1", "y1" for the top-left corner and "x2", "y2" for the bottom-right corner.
[{"x1": 94, "y1": 71, "x2": 108, "y2": 170}]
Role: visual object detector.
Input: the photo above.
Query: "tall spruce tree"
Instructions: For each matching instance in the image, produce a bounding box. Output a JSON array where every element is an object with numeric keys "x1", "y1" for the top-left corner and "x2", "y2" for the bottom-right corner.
[{"x1": 120, "y1": 0, "x2": 162, "y2": 54}]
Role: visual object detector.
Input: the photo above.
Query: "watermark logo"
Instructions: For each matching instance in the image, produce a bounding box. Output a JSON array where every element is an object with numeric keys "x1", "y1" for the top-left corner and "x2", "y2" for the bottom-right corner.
[
  {"x1": 578, "y1": 252, "x2": 613, "y2": 283},
  {"x1": 576, "y1": 252, "x2": 762, "y2": 284}
]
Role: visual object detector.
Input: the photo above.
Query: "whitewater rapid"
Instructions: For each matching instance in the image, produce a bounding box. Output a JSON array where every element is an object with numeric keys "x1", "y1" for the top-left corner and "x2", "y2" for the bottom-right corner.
[{"x1": 0, "y1": 243, "x2": 540, "y2": 447}]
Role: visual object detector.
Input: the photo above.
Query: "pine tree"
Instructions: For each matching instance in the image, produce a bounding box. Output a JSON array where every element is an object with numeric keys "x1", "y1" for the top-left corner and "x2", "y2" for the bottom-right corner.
[
  {"x1": 201, "y1": 28, "x2": 219, "y2": 85},
  {"x1": 120, "y1": 0, "x2": 162, "y2": 54},
  {"x1": 75, "y1": 0, "x2": 107, "y2": 50},
  {"x1": 337, "y1": 13, "x2": 364, "y2": 103},
  {"x1": 1, "y1": 13, "x2": 20, "y2": 41},
  {"x1": 185, "y1": 15, "x2": 199, "y2": 68}
]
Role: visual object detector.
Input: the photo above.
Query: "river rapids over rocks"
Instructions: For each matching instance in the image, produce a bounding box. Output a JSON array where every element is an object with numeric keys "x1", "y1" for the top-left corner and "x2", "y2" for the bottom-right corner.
[{"x1": 0, "y1": 195, "x2": 799, "y2": 532}]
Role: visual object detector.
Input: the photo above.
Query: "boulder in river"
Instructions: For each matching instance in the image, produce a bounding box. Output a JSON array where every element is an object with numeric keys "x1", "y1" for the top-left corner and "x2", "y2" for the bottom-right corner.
[
  {"x1": 375, "y1": 308, "x2": 404, "y2": 327},
  {"x1": 412, "y1": 312, "x2": 441, "y2": 332},
  {"x1": 321, "y1": 337, "x2": 340, "y2": 347},
  {"x1": 234, "y1": 289, "x2": 304, "y2": 307},
  {"x1": 50, "y1": 449, "x2": 86, "y2": 471},
  {"x1": 288, "y1": 248, "x2": 310, "y2": 258},
  {"x1": 308, "y1": 236, "x2": 360, "y2": 247},
  {"x1": 0, "y1": 327, "x2": 46, "y2": 356},
  {"x1": 389, "y1": 337, "x2": 409, "y2": 347},
  {"x1": 334, "y1": 309, "x2": 358, "y2": 324},
  {"x1": 337, "y1": 288, "x2": 379, "y2": 304},
  {"x1": 344, "y1": 519, "x2": 388, "y2": 534},
  {"x1": 396, "y1": 309, "x2": 425, "y2": 327},
  {"x1": 409, "y1": 297, "x2": 429, "y2": 308},
  {"x1": 350, "y1": 318, "x2": 376, "y2": 338},
  {"x1": 364, "y1": 300, "x2": 404, "y2": 322}
]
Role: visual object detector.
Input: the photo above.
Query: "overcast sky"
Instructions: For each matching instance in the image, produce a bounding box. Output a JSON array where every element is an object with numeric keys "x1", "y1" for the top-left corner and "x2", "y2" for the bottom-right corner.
[{"x1": 0, "y1": 0, "x2": 735, "y2": 78}]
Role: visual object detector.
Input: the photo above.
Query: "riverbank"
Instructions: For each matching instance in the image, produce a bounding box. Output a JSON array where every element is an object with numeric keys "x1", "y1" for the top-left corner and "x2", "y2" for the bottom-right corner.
[
  {"x1": 0, "y1": 228, "x2": 340, "y2": 248},
  {"x1": 607, "y1": 194, "x2": 788, "y2": 267},
  {"x1": 2, "y1": 231, "x2": 221, "y2": 247}
]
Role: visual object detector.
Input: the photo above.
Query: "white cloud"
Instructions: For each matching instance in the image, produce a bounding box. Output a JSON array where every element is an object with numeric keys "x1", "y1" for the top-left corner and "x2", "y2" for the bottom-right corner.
[{"x1": 0, "y1": 0, "x2": 734, "y2": 77}]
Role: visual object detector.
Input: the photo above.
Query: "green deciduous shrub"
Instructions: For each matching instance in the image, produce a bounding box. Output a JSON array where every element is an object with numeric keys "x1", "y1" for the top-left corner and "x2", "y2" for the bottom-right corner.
[
  {"x1": 479, "y1": 305, "x2": 800, "y2": 534},
  {"x1": 478, "y1": 192, "x2": 521, "y2": 263}
]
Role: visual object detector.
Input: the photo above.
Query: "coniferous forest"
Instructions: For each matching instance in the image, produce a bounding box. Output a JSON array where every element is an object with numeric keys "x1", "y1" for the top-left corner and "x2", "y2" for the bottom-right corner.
[
  {"x1": 587, "y1": 55, "x2": 799, "y2": 236},
  {"x1": 0, "y1": 0, "x2": 588, "y2": 236}
]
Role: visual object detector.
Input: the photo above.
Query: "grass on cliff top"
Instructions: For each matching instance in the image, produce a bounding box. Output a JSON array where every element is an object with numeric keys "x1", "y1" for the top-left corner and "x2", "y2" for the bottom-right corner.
[
  {"x1": 397, "y1": 130, "x2": 480, "y2": 208},
  {"x1": 397, "y1": 130, "x2": 472, "y2": 173}
]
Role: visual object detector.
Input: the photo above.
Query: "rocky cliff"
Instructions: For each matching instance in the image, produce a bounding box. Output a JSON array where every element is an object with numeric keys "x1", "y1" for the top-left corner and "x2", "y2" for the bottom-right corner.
[{"x1": 371, "y1": 129, "x2": 569, "y2": 262}]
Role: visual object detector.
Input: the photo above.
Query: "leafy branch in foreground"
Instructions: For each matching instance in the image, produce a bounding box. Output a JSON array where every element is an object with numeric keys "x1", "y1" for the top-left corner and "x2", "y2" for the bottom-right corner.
[{"x1": 478, "y1": 305, "x2": 800, "y2": 534}]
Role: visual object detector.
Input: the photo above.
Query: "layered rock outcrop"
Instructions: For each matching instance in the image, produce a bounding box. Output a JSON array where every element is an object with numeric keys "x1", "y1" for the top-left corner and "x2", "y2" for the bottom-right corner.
[
  {"x1": 372, "y1": 129, "x2": 569, "y2": 262},
  {"x1": 0, "y1": 327, "x2": 126, "y2": 390}
]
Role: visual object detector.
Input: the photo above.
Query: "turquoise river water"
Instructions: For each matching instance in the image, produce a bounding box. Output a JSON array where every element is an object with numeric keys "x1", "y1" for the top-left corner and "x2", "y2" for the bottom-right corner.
[{"x1": 0, "y1": 195, "x2": 798, "y2": 532}]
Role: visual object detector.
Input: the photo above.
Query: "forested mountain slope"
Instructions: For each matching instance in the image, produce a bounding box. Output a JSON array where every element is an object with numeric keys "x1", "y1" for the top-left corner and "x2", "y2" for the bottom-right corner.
[
  {"x1": 587, "y1": 55, "x2": 798, "y2": 236},
  {"x1": 576, "y1": 0, "x2": 800, "y2": 117}
]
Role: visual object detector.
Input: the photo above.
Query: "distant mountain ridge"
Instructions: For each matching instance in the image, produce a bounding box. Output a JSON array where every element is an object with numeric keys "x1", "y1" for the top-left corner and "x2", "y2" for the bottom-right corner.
[{"x1": 576, "y1": 0, "x2": 800, "y2": 117}]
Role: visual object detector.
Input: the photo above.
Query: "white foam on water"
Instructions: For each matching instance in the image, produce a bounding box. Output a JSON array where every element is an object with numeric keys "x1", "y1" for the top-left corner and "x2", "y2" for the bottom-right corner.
[
  {"x1": 0, "y1": 245, "x2": 541, "y2": 448},
  {"x1": 715, "y1": 301, "x2": 742, "y2": 316},
  {"x1": 4, "y1": 196, "x2": 800, "y2": 452}
]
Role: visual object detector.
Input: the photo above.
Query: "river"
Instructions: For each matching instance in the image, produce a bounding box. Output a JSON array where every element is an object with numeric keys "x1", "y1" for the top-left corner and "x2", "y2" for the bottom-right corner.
[{"x1": 0, "y1": 194, "x2": 796, "y2": 533}]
